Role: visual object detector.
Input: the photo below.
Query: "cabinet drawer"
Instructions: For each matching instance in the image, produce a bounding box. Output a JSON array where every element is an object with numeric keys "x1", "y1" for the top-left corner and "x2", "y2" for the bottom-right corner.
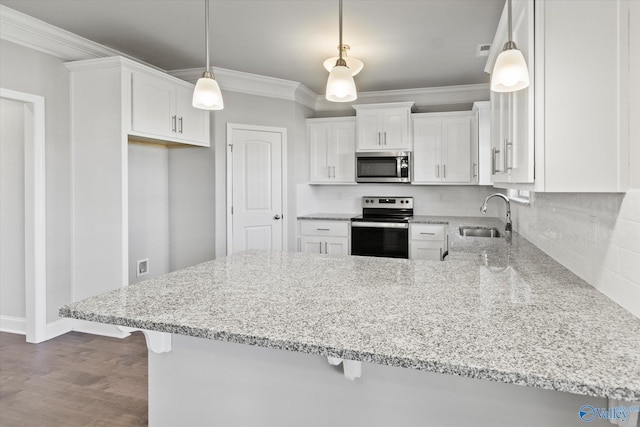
[
  {"x1": 300, "y1": 221, "x2": 349, "y2": 237},
  {"x1": 410, "y1": 224, "x2": 445, "y2": 241}
]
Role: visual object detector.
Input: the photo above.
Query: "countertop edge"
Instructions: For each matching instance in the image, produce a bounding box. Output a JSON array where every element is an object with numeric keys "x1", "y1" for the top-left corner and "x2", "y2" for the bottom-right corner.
[{"x1": 59, "y1": 306, "x2": 640, "y2": 402}]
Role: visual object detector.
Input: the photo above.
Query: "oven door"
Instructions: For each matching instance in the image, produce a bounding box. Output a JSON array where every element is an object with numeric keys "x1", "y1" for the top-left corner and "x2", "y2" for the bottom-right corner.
[{"x1": 351, "y1": 222, "x2": 409, "y2": 259}]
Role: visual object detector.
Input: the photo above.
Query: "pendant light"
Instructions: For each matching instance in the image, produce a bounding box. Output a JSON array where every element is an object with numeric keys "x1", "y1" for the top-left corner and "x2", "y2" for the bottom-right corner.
[
  {"x1": 192, "y1": 0, "x2": 224, "y2": 110},
  {"x1": 490, "y1": 0, "x2": 530, "y2": 92},
  {"x1": 326, "y1": 0, "x2": 357, "y2": 102}
]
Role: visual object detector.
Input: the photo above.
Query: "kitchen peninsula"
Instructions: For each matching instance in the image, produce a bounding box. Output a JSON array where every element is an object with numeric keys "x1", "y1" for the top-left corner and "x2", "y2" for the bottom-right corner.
[{"x1": 60, "y1": 219, "x2": 640, "y2": 427}]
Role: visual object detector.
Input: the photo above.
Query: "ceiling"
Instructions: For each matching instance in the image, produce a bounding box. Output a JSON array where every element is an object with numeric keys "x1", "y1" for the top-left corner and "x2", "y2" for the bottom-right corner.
[{"x1": 0, "y1": 0, "x2": 504, "y2": 95}]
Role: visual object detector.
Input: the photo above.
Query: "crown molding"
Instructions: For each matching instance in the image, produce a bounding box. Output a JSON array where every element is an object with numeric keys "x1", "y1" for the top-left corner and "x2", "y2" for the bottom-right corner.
[
  {"x1": 169, "y1": 67, "x2": 317, "y2": 111},
  {"x1": 2, "y1": 4, "x2": 489, "y2": 113},
  {"x1": 0, "y1": 5, "x2": 162, "y2": 71},
  {"x1": 314, "y1": 83, "x2": 490, "y2": 113}
]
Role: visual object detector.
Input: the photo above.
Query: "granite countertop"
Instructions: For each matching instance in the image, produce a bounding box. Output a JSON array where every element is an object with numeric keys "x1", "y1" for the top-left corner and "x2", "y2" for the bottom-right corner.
[
  {"x1": 59, "y1": 217, "x2": 640, "y2": 402},
  {"x1": 297, "y1": 213, "x2": 356, "y2": 221}
]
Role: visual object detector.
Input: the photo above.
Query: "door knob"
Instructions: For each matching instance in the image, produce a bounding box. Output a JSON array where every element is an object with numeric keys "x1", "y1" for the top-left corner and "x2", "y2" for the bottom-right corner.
[{"x1": 273, "y1": 214, "x2": 281, "y2": 220}]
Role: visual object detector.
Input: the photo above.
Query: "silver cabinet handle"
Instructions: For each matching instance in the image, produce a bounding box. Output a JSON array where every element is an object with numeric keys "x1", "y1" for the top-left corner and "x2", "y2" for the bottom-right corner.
[
  {"x1": 273, "y1": 214, "x2": 281, "y2": 220},
  {"x1": 505, "y1": 140, "x2": 513, "y2": 171},
  {"x1": 324, "y1": 242, "x2": 328, "y2": 253},
  {"x1": 316, "y1": 228, "x2": 330, "y2": 231},
  {"x1": 319, "y1": 242, "x2": 323, "y2": 253},
  {"x1": 178, "y1": 117, "x2": 183, "y2": 134},
  {"x1": 171, "y1": 115, "x2": 177, "y2": 132},
  {"x1": 384, "y1": 132, "x2": 387, "y2": 145},
  {"x1": 420, "y1": 232, "x2": 436, "y2": 235},
  {"x1": 436, "y1": 164, "x2": 440, "y2": 178},
  {"x1": 492, "y1": 148, "x2": 502, "y2": 174},
  {"x1": 443, "y1": 164, "x2": 446, "y2": 178},
  {"x1": 377, "y1": 132, "x2": 381, "y2": 145}
]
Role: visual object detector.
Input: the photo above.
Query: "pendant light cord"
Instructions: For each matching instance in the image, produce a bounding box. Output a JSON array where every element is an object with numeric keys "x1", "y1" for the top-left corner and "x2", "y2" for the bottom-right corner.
[
  {"x1": 338, "y1": 0, "x2": 344, "y2": 61},
  {"x1": 205, "y1": 0, "x2": 210, "y2": 71},
  {"x1": 507, "y1": 0, "x2": 512, "y2": 42}
]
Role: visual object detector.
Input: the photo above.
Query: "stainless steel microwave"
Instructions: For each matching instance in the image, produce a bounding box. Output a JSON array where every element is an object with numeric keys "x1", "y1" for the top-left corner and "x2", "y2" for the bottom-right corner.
[{"x1": 355, "y1": 151, "x2": 411, "y2": 183}]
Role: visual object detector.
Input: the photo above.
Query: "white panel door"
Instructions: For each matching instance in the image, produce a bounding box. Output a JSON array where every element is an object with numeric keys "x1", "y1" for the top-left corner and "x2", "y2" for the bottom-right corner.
[
  {"x1": 330, "y1": 122, "x2": 356, "y2": 183},
  {"x1": 381, "y1": 108, "x2": 409, "y2": 150},
  {"x1": 230, "y1": 127, "x2": 283, "y2": 253}
]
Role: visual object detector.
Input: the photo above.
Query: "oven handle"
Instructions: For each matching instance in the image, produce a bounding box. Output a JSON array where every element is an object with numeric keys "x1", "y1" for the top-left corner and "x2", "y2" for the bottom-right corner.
[{"x1": 351, "y1": 222, "x2": 409, "y2": 229}]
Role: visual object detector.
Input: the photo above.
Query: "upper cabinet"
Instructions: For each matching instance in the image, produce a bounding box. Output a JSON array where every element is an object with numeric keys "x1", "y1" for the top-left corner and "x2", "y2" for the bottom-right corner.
[
  {"x1": 486, "y1": 0, "x2": 630, "y2": 192},
  {"x1": 472, "y1": 101, "x2": 493, "y2": 185},
  {"x1": 131, "y1": 72, "x2": 209, "y2": 146},
  {"x1": 412, "y1": 112, "x2": 473, "y2": 184},
  {"x1": 487, "y1": 0, "x2": 534, "y2": 185},
  {"x1": 307, "y1": 117, "x2": 356, "y2": 184},
  {"x1": 353, "y1": 102, "x2": 414, "y2": 151}
]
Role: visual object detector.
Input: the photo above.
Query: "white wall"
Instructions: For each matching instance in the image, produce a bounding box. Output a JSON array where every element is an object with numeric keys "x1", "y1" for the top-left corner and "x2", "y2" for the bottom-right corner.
[
  {"x1": 0, "y1": 39, "x2": 72, "y2": 323},
  {"x1": 298, "y1": 185, "x2": 503, "y2": 218},
  {"x1": 128, "y1": 143, "x2": 170, "y2": 284},
  {"x1": 0, "y1": 98, "x2": 26, "y2": 318}
]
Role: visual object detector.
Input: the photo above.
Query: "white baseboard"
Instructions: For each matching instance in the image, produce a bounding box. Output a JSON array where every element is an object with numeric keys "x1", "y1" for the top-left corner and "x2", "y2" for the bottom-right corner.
[
  {"x1": 46, "y1": 318, "x2": 72, "y2": 340},
  {"x1": 0, "y1": 315, "x2": 26, "y2": 335},
  {"x1": 72, "y1": 319, "x2": 130, "y2": 339}
]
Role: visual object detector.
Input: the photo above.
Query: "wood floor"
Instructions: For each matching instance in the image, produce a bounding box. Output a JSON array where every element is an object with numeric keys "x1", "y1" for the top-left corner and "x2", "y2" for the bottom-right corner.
[{"x1": 0, "y1": 331, "x2": 148, "y2": 427}]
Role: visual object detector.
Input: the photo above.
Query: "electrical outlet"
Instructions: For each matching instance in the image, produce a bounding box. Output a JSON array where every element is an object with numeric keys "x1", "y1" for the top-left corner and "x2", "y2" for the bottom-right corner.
[{"x1": 137, "y1": 258, "x2": 149, "y2": 277}]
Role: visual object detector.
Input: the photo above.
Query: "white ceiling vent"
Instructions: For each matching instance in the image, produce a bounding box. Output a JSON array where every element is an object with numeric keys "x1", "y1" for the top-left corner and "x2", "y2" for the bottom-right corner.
[{"x1": 476, "y1": 44, "x2": 492, "y2": 57}]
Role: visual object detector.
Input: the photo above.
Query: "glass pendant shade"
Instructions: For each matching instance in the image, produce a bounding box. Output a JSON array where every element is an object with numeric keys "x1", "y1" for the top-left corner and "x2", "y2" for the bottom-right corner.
[
  {"x1": 326, "y1": 64, "x2": 357, "y2": 102},
  {"x1": 192, "y1": 72, "x2": 224, "y2": 110},
  {"x1": 491, "y1": 46, "x2": 530, "y2": 92}
]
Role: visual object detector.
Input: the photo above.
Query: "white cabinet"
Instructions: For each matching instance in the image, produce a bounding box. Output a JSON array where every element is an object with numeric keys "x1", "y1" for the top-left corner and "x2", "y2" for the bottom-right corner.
[
  {"x1": 409, "y1": 224, "x2": 447, "y2": 261},
  {"x1": 487, "y1": 0, "x2": 534, "y2": 185},
  {"x1": 307, "y1": 118, "x2": 356, "y2": 184},
  {"x1": 298, "y1": 220, "x2": 350, "y2": 256},
  {"x1": 486, "y1": 0, "x2": 629, "y2": 192},
  {"x1": 353, "y1": 102, "x2": 414, "y2": 151},
  {"x1": 472, "y1": 101, "x2": 492, "y2": 185},
  {"x1": 131, "y1": 73, "x2": 209, "y2": 146},
  {"x1": 65, "y1": 56, "x2": 210, "y2": 308},
  {"x1": 412, "y1": 112, "x2": 473, "y2": 184}
]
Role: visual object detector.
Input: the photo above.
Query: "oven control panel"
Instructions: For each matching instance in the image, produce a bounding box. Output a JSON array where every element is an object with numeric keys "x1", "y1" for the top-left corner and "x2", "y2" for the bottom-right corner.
[{"x1": 361, "y1": 197, "x2": 413, "y2": 209}]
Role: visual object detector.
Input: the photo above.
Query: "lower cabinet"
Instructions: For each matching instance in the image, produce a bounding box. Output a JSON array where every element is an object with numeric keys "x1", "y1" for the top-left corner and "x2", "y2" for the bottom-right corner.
[
  {"x1": 298, "y1": 220, "x2": 350, "y2": 256},
  {"x1": 409, "y1": 224, "x2": 447, "y2": 261}
]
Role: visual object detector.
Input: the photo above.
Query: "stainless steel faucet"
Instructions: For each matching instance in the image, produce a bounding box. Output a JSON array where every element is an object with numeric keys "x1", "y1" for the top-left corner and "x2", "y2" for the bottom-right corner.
[{"x1": 481, "y1": 193, "x2": 512, "y2": 239}]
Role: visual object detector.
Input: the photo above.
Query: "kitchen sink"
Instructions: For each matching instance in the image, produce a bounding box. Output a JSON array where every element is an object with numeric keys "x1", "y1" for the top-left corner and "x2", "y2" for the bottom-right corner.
[{"x1": 459, "y1": 226, "x2": 502, "y2": 238}]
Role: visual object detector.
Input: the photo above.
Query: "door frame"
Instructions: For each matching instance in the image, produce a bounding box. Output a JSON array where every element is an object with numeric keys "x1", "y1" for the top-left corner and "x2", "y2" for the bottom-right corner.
[
  {"x1": 225, "y1": 123, "x2": 288, "y2": 255},
  {"x1": 0, "y1": 88, "x2": 47, "y2": 343}
]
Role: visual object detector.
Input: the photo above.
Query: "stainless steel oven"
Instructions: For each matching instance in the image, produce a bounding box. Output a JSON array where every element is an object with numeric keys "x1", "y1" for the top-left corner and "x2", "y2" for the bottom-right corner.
[
  {"x1": 351, "y1": 197, "x2": 413, "y2": 259},
  {"x1": 355, "y1": 152, "x2": 411, "y2": 183}
]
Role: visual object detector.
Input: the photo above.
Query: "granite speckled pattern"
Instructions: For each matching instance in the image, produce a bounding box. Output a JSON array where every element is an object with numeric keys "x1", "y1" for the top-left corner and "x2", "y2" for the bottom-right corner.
[
  {"x1": 297, "y1": 213, "x2": 357, "y2": 221},
  {"x1": 60, "y1": 216, "x2": 640, "y2": 402}
]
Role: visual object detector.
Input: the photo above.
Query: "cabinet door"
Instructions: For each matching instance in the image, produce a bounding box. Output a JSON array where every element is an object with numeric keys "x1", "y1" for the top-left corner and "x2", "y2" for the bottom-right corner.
[
  {"x1": 508, "y1": 0, "x2": 534, "y2": 183},
  {"x1": 131, "y1": 73, "x2": 176, "y2": 139},
  {"x1": 410, "y1": 241, "x2": 444, "y2": 261},
  {"x1": 300, "y1": 236, "x2": 324, "y2": 254},
  {"x1": 412, "y1": 117, "x2": 441, "y2": 183},
  {"x1": 308, "y1": 124, "x2": 331, "y2": 183},
  {"x1": 330, "y1": 122, "x2": 356, "y2": 183},
  {"x1": 356, "y1": 111, "x2": 382, "y2": 150},
  {"x1": 175, "y1": 85, "x2": 210, "y2": 146},
  {"x1": 324, "y1": 236, "x2": 350, "y2": 256},
  {"x1": 441, "y1": 116, "x2": 472, "y2": 183},
  {"x1": 381, "y1": 108, "x2": 410, "y2": 150}
]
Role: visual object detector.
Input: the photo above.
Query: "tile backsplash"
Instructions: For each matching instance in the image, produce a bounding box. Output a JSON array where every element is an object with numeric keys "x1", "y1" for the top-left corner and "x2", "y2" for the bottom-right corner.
[
  {"x1": 297, "y1": 184, "x2": 504, "y2": 218},
  {"x1": 512, "y1": 190, "x2": 640, "y2": 318}
]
